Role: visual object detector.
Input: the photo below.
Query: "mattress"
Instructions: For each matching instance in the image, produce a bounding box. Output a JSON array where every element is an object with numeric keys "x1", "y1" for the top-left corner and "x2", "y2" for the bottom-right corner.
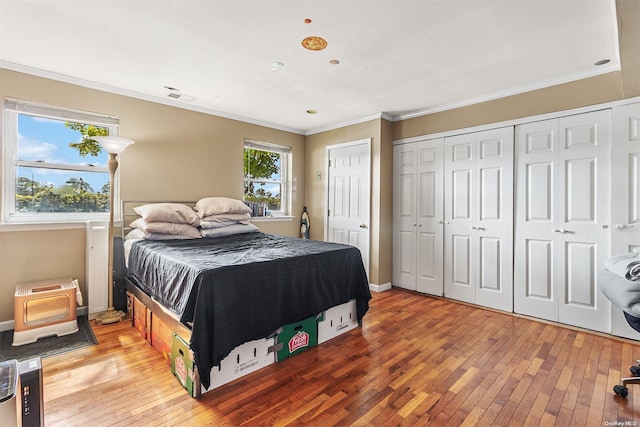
[{"x1": 126, "y1": 232, "x2": 371, "y2": 389}]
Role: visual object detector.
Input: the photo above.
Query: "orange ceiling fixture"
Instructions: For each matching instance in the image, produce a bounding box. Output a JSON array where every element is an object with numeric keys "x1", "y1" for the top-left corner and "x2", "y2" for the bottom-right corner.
[{"x1": 301, "y1": 36, "x2": 327, "y2": 51}]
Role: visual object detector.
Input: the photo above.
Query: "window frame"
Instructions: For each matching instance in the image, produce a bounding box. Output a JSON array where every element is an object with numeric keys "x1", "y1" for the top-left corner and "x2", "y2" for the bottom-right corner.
[
  {"x1": 243, "y1": 138, "x2": 291, "y2": 218},
  {"x1": 2, "y1": 98, "x2": 122, "y2": 223}
]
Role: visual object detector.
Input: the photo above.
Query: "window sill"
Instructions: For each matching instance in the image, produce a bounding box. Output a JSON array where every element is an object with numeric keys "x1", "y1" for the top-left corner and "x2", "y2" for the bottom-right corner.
[
  {"x1": 250, "y1": 216, "x2": 294, "y2": 223},
  {"x1": 0, "y1": 219, "x2": 122, "y2": 232}
]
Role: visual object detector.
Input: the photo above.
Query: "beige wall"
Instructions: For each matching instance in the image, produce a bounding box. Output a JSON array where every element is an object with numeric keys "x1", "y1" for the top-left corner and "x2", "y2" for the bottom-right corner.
[
  {"x1": 304, "y1": 119, "x2": 393, "y2": 287},
  {"x1": 0, "y1": 69, "x2": 305, "y2": 323},
  {"x1": 393, "y1": 72, "x2": 625, "y2": 140}
]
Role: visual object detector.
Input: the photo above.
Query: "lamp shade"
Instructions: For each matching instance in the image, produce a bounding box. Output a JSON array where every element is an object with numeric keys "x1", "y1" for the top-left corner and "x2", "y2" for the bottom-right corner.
[{"x1": 93, "y1": 136, "x2": 135, "y2": 154}]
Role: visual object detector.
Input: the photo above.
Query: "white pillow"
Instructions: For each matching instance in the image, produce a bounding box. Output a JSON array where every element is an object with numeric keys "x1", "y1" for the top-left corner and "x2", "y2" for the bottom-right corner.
[
  {"x1": 195, "y1": 197, "x2": 251, "y2": 217},
  {"x1": 125, "y1": 228, "x2": 198, "y2": 240},
  {"x1": 201, "y1": 223, "x2": 259, "y2": 237},
  {"x1": 130, "y1": 218, "x2": 202, "y2": 238},
  {"x1": 200, "y1": 212, "x2": 251, "y2": 228},
  {"x1": 133, "y1": 203, "x2": 200, "y2": 226},
  {"x1": 200, "y1": 220, "x2": 240, "y2": 230}
]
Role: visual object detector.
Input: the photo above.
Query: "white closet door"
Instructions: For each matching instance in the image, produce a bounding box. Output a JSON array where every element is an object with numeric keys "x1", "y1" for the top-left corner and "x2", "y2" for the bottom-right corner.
[
  {"x1": 416, "y1": 139, "x2": 444, "y2": 295},
  {"x1": 612, "y1": 103, "x2": 640, "y2": 254},
  {"x1": 474, "y1": 127, "x2": 514, "y2": 312},
  {"x1": 557, "y1": 111, "x2": 611, "y2": 332},
  {"x1": 515, "y1": 110, "x2": 611, "y2": 332},
  {"x1": 514, "y1": 118, "x2": 559, "y2": 320},
  {"x1": 444, "y1": 133, "x2": 477, "y2": 304},
  {"x1": 611, "y1": 103, "x2": 640, "y2": 339},
  {"x1": 393, "y1": 143, "x2": 418, "y2": 290}
]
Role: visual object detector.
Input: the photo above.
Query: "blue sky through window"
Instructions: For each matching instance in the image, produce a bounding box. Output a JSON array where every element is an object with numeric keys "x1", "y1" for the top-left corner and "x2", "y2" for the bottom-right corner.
[{"x1": 18, "y1": 114, "x2": 109, "y2": 192}]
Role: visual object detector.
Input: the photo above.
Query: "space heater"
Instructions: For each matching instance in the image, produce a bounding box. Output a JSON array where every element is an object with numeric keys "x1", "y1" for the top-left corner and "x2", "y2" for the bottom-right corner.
[{"x1": 13, "y1": 278, "x2": 79, "y2": 347}]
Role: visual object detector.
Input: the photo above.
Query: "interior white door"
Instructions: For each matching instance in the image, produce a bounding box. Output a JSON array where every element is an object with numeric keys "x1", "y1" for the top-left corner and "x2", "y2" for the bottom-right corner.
[
  {"x1": 514, "y1": 118, "x2": 560, "y2": 321},
  {"x1": 416, "y1": 138, "x2": 444, "y2": 295},
  {"x1": 612, "y1": 103, "x2": 640, "y2": 255},
  {"x1": 327, "y1": 140, "x2": 371, "y2": 275},
  {"x1": 514, "y1": 110, "x2": 611, "y2": 332},
  {"x1": 444, "y1": 132, "x2": 476, "y2": 304},
  {"x1": 473, "y1": 127, "x2": 514, "y2": 311},
  {"x1": 444, "y1": 128, "x2": 514, "y2": 310},
  {"x1": 393, "y1": 142, "x2": 418, "y2": 290},
  {"x1": 557, "y1": 111, "x2": 611, "y2": 332},
  {"x1": 611, "y1": 103, "x2": 640, "y2": 338}
]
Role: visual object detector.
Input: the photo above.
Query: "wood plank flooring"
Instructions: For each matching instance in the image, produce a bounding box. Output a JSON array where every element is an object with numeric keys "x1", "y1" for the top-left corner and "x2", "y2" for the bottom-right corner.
[{"x1": 42, "y1": 289, "x2": 640, "y2": 426}]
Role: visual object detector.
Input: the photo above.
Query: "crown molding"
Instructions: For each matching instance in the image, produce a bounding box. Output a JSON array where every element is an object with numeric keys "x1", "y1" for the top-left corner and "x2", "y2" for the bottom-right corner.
[
  {"x1": 391, "y1": 63, "x2": 621, "y2": 122},
  {"x1": 0, "y1": 61, "x2": 307, "y2": 135}
]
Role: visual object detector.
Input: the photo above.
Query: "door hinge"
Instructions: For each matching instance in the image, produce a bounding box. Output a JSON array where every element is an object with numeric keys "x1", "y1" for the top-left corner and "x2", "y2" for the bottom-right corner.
[{"x1": 328, "y1": 209, "x2": 330, "y2": 216}]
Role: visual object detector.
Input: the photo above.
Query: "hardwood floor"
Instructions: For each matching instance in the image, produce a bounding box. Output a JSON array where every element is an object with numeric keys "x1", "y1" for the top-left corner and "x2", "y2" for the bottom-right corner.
[{"x1": 43, "y1": 288, "x2": 640, "y2": 426}]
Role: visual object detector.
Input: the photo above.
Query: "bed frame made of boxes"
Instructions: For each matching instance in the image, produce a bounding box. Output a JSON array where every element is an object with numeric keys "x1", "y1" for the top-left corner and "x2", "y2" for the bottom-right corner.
[{"x1": 125, "y1": 282, "x2": 359, "y2": 398}]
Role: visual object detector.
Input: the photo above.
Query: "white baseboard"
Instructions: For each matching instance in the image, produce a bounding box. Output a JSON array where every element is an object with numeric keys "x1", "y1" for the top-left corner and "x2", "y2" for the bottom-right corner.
[
  {"x1": 0, "y1": 306, "x2": 88, "y2": 332},
  {"x1": 0, "y1": 320, "x2": 14, "y2": 333},
  {"x1": 369, "y1": 282, "x2": 391, "y2": 293}
]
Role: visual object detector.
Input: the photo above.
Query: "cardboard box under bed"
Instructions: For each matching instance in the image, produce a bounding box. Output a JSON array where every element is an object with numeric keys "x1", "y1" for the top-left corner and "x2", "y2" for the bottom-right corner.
[{"x1": 126, "y1": 279, "x2": 362, "y2": 397}]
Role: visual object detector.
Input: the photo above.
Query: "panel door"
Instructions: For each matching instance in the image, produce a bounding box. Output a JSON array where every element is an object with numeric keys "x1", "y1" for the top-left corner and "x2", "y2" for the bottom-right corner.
[
  {"x1": 611, "y1": 103, "x2": 640, "y2": 338},
  {"x1": 327, "y1": 141, "x2": 371, "y2": 274},
  {"x1": 515, "y1": 110, "x2": 611, "y2": 332},
  {"x1": 514, "y1": 118, "x2": 559, "y2": 321},
  {"x1": 473, "y1": 127, "x2": 514, "y2": 312},
  {"x1": 416, "y1": 138, "x2": 444, "y2": 295},
  {"x1": 393, "y1": 143, "x2": 418, "y2": 290},
  {"x1": 612, "y1": 103, "x2": 640, "y2": 254},
  {"x1": 556, "y1": 110, "x2": 611, "y2": 332},
  {"x1": 444, "y1": 133, "x2": 476, "y2": 304}
]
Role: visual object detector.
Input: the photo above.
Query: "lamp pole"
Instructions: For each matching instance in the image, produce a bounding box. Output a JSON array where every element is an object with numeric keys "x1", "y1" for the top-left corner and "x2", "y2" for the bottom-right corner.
[{"x1": 94, "y1": 136, "x2": 134, "y2": 325}]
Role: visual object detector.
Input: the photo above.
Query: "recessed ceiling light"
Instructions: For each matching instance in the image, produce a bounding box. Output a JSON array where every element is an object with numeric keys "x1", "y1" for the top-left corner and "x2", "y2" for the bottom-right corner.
[
  {"x1": 302, "y1": 36, "x2": 327, "y2": 51},
  {"x1": 306, "y1": 109, "x2": 318, "y2": 114},
  {"x1": 271, "y1": 61, "x2": 284, "y2": 71},
  {"x1": 330, "y1": 59, "x2": 340, "y2": 65},
  {"x1": 304, "y1": 18, "x2": 312, "y2": 24},
  {"x1": 594, "y1": 59, "x2": 611, "y2": 66}
]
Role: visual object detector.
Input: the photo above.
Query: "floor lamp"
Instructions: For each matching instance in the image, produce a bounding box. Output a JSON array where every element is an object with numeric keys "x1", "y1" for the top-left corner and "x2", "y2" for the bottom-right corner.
[{"x1": 93, "y1": 136, "x2": 134, "y2": 325}]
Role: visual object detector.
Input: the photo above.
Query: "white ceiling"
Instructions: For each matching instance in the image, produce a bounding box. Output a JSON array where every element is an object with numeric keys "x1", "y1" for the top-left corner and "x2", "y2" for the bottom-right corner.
[{"x1": 0, "y1": 0, "x2": 620, "y2": 135}]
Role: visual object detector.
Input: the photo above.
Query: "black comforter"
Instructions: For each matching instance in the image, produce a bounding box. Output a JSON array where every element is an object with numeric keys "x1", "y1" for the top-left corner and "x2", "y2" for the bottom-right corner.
[{"x1": 127, "y1": 232, "x2": 371, "y2": 390}]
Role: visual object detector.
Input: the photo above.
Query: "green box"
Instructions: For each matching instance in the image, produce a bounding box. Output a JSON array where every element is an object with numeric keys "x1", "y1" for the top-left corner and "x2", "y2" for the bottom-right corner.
[
  {"x1": 171, "y1": 332, "x2": 195, "y2": 397},
  {"x1": 274, "y1": 316, "x2": 318, "y2": 362}
]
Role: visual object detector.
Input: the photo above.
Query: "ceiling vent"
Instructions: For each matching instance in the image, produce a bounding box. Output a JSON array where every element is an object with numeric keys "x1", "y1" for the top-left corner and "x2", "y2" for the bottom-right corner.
[{"x1": 166, "y1": 92, "x2": 196, "y2": 102}]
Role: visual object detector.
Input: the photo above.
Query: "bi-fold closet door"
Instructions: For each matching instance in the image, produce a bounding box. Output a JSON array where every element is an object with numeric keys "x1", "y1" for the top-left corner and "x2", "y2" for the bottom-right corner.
[
  {"x1": 443, "y1": 127, "x2": 514, "y2": 312},
  {"x1": 392, "y1": 138, "x2": 444, "y2": 295},
  {"x1": 513, "y1": 110, "x2": 611, "y2": 333},
  {"x1": 392, "y1": 127, "x2": 514, "y2": 311},
  {"x1": 610, "y1": 103, "x2": 640, "y2": 338}
]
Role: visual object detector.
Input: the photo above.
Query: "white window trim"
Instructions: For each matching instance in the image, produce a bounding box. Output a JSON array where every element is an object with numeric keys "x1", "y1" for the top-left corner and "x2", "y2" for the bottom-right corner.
[
  {"x1": 2, "y1": 98, "x2": 122, "y2": 223},
  {"x1": 244, "y1": 138, "x2": 292, "y2": 217}
]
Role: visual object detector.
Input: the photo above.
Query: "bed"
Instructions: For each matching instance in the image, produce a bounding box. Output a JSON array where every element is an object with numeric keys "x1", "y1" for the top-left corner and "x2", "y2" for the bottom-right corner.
[{"x1": 121, "y1": 200, "x2": 372, "y2": 391}]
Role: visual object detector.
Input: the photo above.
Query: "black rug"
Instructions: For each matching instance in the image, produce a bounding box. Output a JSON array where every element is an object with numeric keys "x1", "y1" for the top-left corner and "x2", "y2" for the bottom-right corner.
[{"x1": 0, "y1": 316, "x2": 97, "y2": 362}]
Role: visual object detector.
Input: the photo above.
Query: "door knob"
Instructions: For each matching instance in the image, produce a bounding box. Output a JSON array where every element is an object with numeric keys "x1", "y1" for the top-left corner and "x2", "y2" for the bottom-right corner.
[
  {"x1": 359, "y1": 223, "x2": 367, "y2": 229},
  {"x1": 616, "y1": 224, "x2": 634, "y2": 229}
]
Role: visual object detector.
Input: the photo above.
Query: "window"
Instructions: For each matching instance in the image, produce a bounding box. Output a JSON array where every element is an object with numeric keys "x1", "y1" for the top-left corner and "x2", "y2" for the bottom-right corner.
[
  {"x1": 243, "y1": 139, "x2": 291, "y2": 217},
  {"x1": 2, "y1": 99, "x2": 120, "y2": 222}
]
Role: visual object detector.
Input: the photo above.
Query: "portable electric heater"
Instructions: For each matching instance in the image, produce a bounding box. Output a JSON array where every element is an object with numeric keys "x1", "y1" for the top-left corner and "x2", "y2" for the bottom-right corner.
[{"x1": 13, "y1": 278, "x2": 79, "y2": 346}]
